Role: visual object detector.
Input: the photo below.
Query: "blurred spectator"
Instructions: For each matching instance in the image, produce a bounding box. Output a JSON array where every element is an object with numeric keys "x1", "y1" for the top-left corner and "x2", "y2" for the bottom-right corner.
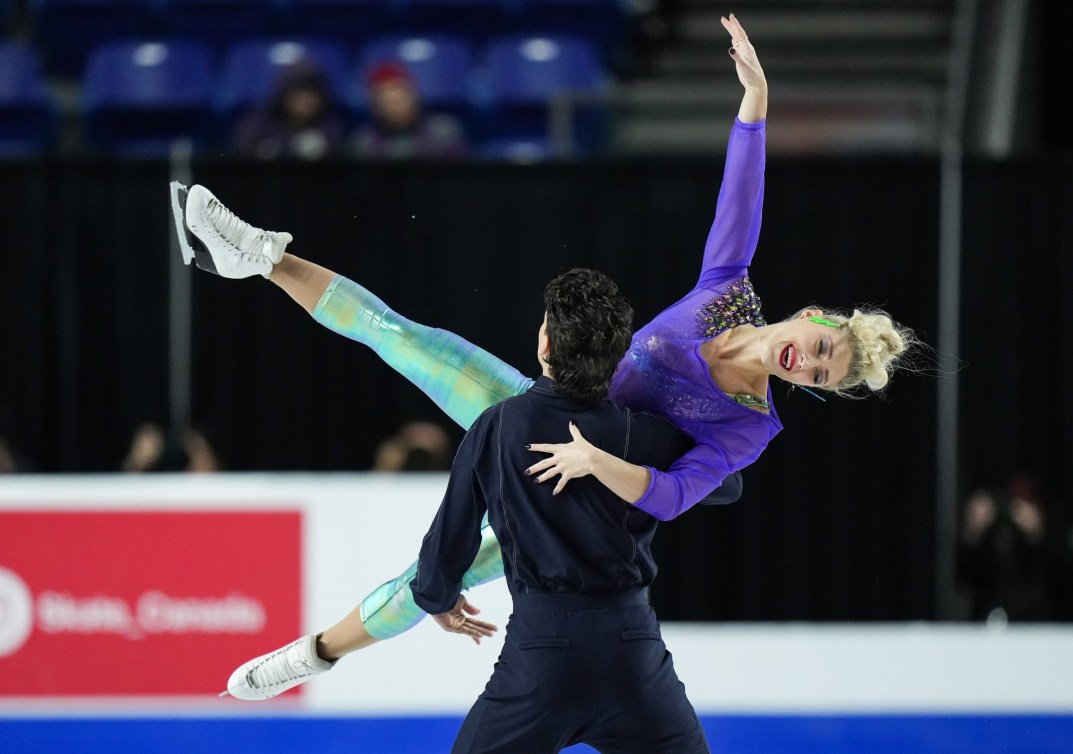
[
  {"x1": 373, "y1": 421, "x2": 454, "y2": 471},
  {"x1": 957, "y1": 476, "x2": 1058, "y2": 622},
  {"x1": 0, "y1": 437, "x2": 26, "y2": 474},
  {"x1": 234, "y1": 59, "x2": 346, "y2": 160},
  {"x1": 0, "y1": 403, "x2": 32, "y2": 473},
  {"x1": 121, "y1": 423, "x2": 220, "y2": 473},
  {"x1": 352, "y1": 62, "x2": 469, "y2": 160}
]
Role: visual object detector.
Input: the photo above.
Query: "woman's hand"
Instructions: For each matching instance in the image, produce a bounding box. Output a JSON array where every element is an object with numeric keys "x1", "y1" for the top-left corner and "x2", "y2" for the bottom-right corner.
[
  {"x1": 528, "y1": 422, "x2": 653, "y2": 503},
  {"x1": 722, "y1": 13, "x2": 768, "y2": 123},
  {"x1": 722, "y1": 13, "x2": 765, "y2": 90},
  {"x1": 526, "y1": 422, "x2": 596, "y2": 496}
]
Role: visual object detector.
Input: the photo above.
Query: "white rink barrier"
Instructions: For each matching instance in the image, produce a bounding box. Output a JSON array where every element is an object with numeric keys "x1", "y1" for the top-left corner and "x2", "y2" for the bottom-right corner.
[{"x1": 1, "y1": 474, "x2": 1071, "y2": 715}]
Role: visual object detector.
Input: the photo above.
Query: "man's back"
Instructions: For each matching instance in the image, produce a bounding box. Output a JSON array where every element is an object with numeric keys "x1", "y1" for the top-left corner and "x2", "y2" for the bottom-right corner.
[
  {"x1": 411, "y1": 375, "x2": 692, "y2": 611},
  {"x1": 412, "y1": 377, "x2": 711, "y2": 754},
  {"x1": 483, "y1": 378, "x2": 691, "y2": 595}
]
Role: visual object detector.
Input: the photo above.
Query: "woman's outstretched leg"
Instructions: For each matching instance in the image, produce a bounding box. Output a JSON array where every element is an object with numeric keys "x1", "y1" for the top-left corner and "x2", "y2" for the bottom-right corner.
[
  {"x1": 179, "y1": 183, "x2": 533, "y2": 430},
  {"x1": 316, "y1": 517, "x2": 504, "y2": 660},
  {"x1": 313, "y1": 271, "x2": 532, "y2": 429},
  {"x1": 269, "y1": 253, "x2": 336, "y2": 314},
  {"x1": 224, "y1": 519, "x2": 506, "y2": 700},
  {"x1": 181, "y1": 191, "x2": 526, "y2": 698},
  {"x1": 271, "y1": 253, "x2": 533, "y2": 430}
]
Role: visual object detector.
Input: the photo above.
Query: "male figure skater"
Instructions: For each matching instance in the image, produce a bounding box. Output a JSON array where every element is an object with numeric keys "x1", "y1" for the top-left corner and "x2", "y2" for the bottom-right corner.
[{"x1": 411, "y1": 268, "x2": 712, "y2": 753}]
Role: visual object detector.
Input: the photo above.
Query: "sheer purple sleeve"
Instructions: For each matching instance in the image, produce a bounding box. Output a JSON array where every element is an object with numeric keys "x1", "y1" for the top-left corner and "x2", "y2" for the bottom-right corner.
[
  {"x1": 698, "y1": 119, "x2": 766, "y2": 286},
  {"x1": 631, "y1": 443, "x2": 731, "y2": 521},
  {"x1": 630, "y1": 410, "x2": 775, "y2": 521}
]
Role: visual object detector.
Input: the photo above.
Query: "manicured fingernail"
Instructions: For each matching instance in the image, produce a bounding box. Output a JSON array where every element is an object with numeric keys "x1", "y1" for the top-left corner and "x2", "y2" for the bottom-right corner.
[
  {"x1": 525, "y1": 444, "x2": 531, "y2": 449},
  {"x1": 729, "y1": 48, "x2": 736, "y2": 55},
  {"x1": 524, "y1": 468, "x2": 531, "y2": 475}
]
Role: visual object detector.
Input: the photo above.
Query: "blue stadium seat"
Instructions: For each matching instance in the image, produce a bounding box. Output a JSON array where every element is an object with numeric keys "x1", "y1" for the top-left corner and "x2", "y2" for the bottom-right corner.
[
  {"x1": 280, "y1": 0, "x2": 392, "y2": 47},
  {"x1": 482, "y1": 35, "x2": 607, "y2": 151},
  {"x1": 160, "y1": 0, "x2": 274, "y2": 46},
  {"x1": 83, "y1": 41, "x2": 214, "y2": 156},
  {"x1": 219, "y1": 39, "x2": 349, "y2": 128},
  {"x1": 30, "y1": 0, "x2": 154, "y2": 76},
  {"x1": 510, "y1": 0, "x2": 625, "y2": 51},
  {"x1": 479, "y1": 137, "x2": 551, "y2": 162},
  {"x1": 401, "y1": 0, "x2": 505, "y2": 43},
  {"x1": 0, "y1": 44, "x2": 55, "y2": 156},
  {"x1": 354, "y1": 35, "x2": 474, "y2": 120}
]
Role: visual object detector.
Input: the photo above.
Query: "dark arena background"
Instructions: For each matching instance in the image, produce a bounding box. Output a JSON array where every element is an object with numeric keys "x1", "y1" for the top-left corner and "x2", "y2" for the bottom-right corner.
[{"x1": 1, "y1": 1, "x2": 1072, "y2": 752}]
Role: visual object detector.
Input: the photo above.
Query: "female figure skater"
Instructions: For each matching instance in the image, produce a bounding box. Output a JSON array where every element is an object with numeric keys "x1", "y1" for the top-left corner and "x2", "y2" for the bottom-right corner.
[{"x1": 173, "y1": 15, "x2": 913, "y2": 699}]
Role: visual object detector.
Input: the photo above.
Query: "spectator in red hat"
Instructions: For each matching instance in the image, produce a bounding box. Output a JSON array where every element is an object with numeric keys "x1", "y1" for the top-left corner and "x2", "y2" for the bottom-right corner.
[{"x1": 353, "y1": 62, "x2": 469, "y2": 159}]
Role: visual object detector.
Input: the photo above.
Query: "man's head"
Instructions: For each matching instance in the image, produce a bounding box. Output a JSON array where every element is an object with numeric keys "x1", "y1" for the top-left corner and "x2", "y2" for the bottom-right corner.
[{"x1": 539, "y1": 269, "x2": 634, "y2": 403}]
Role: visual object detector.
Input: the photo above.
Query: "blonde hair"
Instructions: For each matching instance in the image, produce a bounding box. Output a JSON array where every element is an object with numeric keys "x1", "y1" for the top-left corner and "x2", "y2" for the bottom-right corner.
[{"x1": 794, "y1": 307, "x2": 916, "y2": 397}]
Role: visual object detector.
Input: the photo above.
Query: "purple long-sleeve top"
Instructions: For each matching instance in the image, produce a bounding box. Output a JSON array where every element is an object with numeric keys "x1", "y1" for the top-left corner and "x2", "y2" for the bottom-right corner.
[{"x1": 608, "y1": 118, "x2": 783, "y2": 521}]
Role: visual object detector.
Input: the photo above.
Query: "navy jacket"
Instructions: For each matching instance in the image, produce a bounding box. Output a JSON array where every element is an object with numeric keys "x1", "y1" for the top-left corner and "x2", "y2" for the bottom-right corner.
[{"x1": 410, "y1": 376, "x2": 742, "y2": 614}]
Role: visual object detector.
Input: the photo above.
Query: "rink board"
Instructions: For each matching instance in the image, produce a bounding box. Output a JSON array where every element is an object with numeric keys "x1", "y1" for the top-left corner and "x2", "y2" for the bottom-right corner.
[{"x1": 1, "y1": 476, "x2": 1071, "y2": 752}]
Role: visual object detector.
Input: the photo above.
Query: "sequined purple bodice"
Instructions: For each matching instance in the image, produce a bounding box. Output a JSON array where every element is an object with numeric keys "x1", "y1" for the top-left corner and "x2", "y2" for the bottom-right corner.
[{"x1": 610, "y1": 274, "x2": 777, "y2": 441}]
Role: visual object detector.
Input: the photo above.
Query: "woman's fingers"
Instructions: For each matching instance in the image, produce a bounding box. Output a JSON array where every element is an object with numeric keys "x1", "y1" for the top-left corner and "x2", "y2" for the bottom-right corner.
[
  {"x1": 536, "y1": 462, "x2": 577, "y2": 487},
  {"x1": 729, "y1": 13, "x2": 748, "y2": 39},
  {"x1": 526, "y1": 457, "x2": 557, "y2": 475},
  {"x1": 721, "y1": 13, "x2": 747, "y2": 41},
  {"x1": 536, "y1": 465, "x2": 562, "y2": 483},
  {"x1": 527, "y1": 442, "x2": 557, "y2": 454}
]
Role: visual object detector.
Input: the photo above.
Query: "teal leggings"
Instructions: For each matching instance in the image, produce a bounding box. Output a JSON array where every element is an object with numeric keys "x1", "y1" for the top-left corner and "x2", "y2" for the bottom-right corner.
[{"x1": 313, "y1": 274, "x2": 534, "y2": 639}]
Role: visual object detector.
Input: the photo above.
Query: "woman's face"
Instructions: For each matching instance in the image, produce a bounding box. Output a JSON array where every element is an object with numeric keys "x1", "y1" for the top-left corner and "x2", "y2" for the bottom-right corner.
[{"x1": 765, "y1": 313, "x2": 852, "y2": 389}]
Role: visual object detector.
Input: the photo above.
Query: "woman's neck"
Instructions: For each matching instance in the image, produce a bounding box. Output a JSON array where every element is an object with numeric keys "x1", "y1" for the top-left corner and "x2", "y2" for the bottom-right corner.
[{"x1": 703, "y1": 325, "x2": 771, "y2": 393}]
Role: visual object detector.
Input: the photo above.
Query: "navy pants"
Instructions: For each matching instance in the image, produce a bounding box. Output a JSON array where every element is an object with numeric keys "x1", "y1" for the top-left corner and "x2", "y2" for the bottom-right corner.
[{"x1": 452, "y1": 589, "x2": 710, "y2": 754}]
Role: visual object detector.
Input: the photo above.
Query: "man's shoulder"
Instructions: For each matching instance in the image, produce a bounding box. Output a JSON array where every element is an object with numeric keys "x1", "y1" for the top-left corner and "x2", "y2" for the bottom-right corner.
[{"x1": 469, "y1": 390, "x2": 534, "y2": 429}]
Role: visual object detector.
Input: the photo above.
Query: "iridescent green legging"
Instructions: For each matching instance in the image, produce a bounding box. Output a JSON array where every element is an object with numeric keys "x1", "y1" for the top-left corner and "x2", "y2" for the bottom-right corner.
[{"x1": 314, "y1": 274, "x2": 534, "y2": 640}]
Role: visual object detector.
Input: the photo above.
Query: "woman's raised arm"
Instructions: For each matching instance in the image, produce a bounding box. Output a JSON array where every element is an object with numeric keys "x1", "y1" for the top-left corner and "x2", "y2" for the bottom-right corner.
[
  {"x1": 724, "y1": 14, "x2": 767, "y2": 124},
  {"x1": 698, "y1": 14, "x2": 768, "y2": 283}
]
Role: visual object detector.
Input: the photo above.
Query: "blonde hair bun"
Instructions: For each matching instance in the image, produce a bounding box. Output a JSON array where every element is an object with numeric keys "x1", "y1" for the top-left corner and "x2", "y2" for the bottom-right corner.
[{"x1": 809, "y1": 308, "x2": 915, "y2": 395}]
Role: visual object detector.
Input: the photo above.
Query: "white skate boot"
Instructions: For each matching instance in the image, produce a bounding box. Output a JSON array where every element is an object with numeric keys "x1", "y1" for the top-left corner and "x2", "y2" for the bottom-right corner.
[
  {"x1": 221, "y1": 634, "x2": 334, "y2": 701},
  {"x1": 170, "y1": 182, "x2": 292, "y2": 279}
]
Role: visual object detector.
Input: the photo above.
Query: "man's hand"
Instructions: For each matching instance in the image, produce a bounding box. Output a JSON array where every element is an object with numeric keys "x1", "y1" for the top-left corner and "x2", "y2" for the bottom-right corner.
[
  {"x1": 432, "y1": 596, "x2": 498, "y2": 645},
  {"x1": 526, "y1": 422, "x2": 596, "y2": 495}
]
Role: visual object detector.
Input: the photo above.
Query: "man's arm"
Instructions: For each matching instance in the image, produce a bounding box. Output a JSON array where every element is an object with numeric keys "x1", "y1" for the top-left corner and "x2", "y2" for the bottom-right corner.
[{"x1": 410, "y1": 419, "x2": 491, "y2": 617}]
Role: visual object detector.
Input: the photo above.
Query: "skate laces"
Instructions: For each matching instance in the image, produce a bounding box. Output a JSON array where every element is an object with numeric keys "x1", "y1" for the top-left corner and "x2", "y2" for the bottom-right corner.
[
  {"x1": 206, "y1": 197, "x2": 272, "y2": 261},
  {"x1": 246, "y1": 643, "x2": 314, "y2": 689}
]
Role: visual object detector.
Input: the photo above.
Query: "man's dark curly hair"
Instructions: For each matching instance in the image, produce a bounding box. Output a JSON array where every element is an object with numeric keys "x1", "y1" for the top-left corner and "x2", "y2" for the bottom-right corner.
[{"x1": 543, "y1": 268, "x2": 634, "y2": 403}]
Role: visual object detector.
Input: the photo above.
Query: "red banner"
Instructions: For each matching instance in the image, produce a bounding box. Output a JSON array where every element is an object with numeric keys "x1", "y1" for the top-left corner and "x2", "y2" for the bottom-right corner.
[{"x1": 0, "y1": 510, "x2": 301, "y2": 696}]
